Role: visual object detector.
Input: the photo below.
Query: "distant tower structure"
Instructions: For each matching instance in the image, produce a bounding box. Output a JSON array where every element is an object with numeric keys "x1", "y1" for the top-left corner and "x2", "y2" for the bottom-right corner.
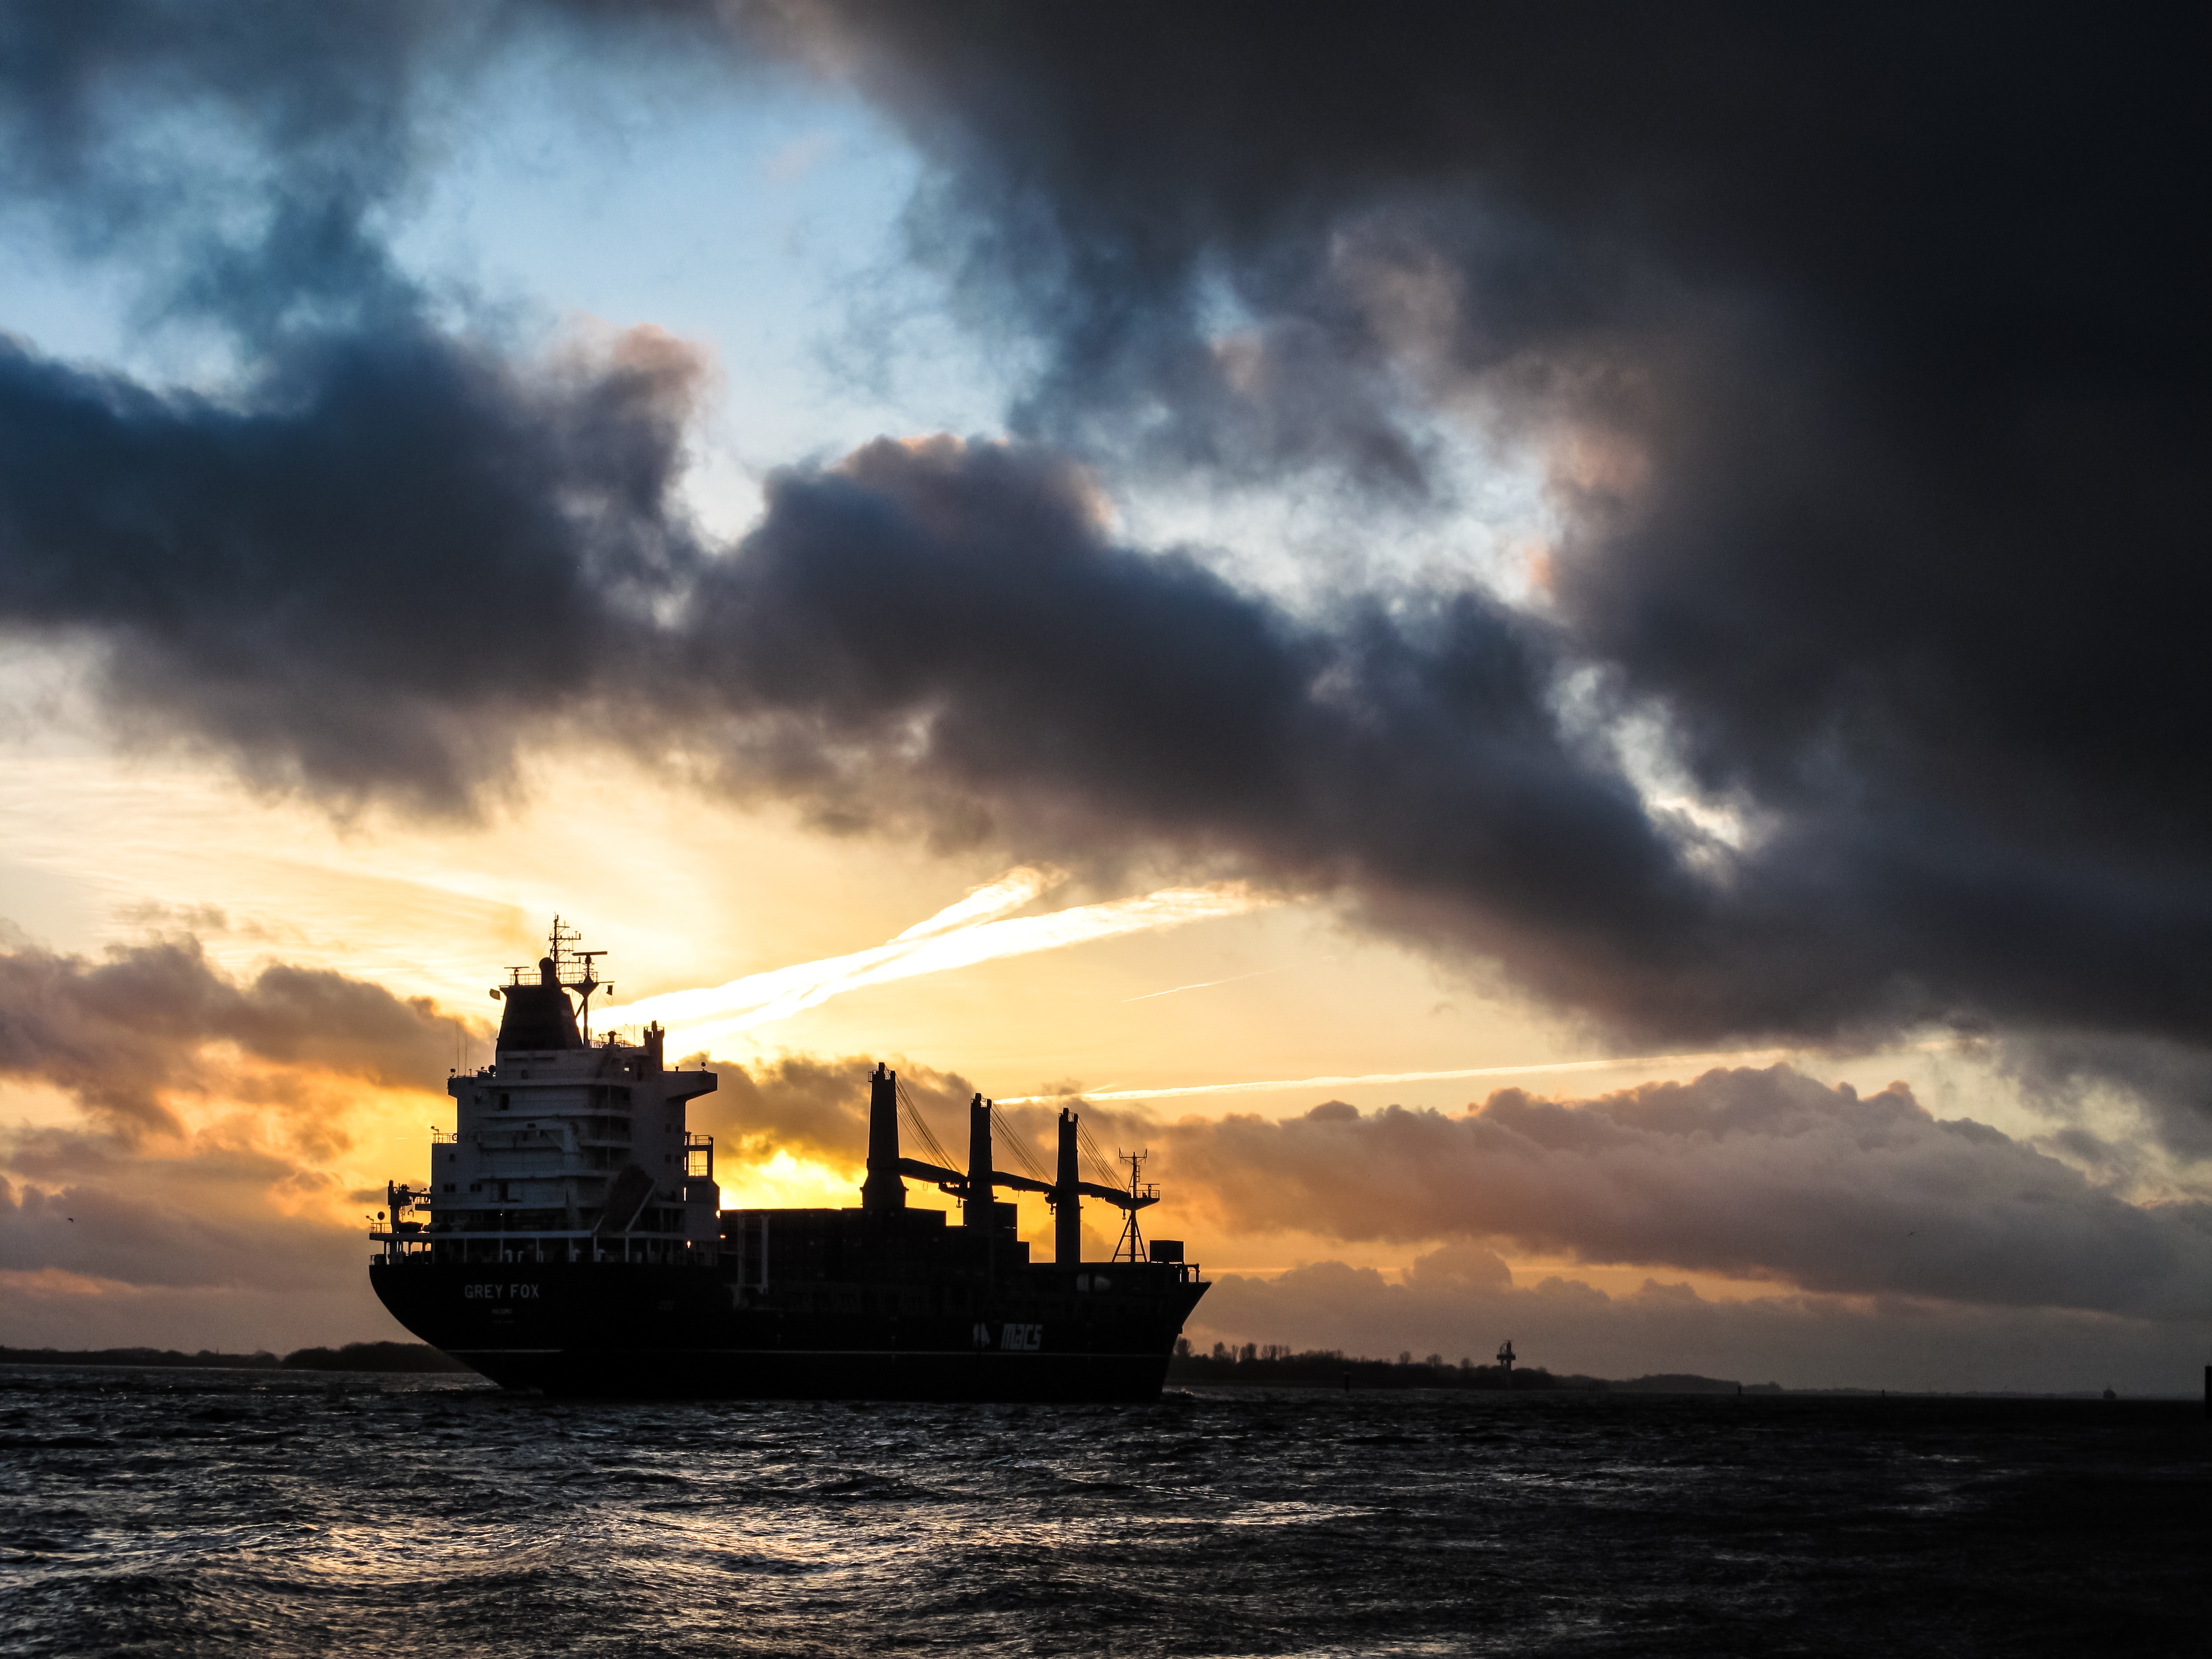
[{"x1": 1497, "y1": 1339, "x2": 1516, "y2": 1388}]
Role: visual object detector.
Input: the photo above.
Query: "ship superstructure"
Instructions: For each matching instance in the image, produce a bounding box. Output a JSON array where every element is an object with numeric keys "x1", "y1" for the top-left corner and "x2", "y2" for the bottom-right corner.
[
  {"x1": 370, "y1": 922, "x2": 1207, "y2": 1400},
  {"x1": 389, "y1": 920, "x2": 721, "y2": 1267}
]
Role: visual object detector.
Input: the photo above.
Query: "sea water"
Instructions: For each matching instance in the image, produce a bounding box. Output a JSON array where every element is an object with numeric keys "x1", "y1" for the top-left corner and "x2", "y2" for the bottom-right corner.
[{"x1": 2, "y1": 1366, "x2": 2202, "y2": 1655}]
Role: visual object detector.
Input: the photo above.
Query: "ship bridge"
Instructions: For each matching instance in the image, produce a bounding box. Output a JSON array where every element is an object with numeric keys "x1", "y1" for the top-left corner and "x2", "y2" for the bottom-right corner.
[{"x1": 374, "y1": 919, "x2": 719, "y2": 1266}]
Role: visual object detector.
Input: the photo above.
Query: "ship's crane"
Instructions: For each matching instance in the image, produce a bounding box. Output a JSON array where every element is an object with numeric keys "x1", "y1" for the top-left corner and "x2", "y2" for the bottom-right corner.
[
  {"x1": 890, "y1": 1154, "x2": 1155, "y2": 1211},
  {"x1": 882, "y1": 1079, "x2": 1156, "y2": 1213},
  {"x1": 860, "y1": 1065, "x2": 1160, "y2": 1271}
]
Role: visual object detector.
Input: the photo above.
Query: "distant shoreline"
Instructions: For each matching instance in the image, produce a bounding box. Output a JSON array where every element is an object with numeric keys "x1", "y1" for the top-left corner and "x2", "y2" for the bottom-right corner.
[
  {"x1": 0, "y1": 1342, "x2": 470, "y2": 1374},
  {"x1": 1174, "y1": 1378, "x2": 2178, "y2": 1401},
  {"x1": 0, "y1": 1344, "x2": 2168, "y2": 1398},
  {"x1": 1165, "y1": 1350, "x2": 2173, "y2": 1401},
  {"x1": 1170, "y1": 1350, "x2": 1775, "y2": 1395}
]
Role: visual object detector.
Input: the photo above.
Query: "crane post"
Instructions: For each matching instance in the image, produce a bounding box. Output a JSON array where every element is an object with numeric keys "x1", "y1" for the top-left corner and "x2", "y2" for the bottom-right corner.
[
  {"x1": 862, "y1": 1062, "x2": 905, "y2": 1212},
  {"x1": 965, "y1": 1093, "x2": 992, "y2": 1229},
  {"x1": 1055, "y1": 1107, "x2": 1081, "y2": 1265}
]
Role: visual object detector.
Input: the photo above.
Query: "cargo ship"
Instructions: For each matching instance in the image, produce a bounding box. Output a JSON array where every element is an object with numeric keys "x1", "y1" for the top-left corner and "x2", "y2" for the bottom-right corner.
[{"x1": 369, "y1": 922, "x2": 1208, "y2": 1400}]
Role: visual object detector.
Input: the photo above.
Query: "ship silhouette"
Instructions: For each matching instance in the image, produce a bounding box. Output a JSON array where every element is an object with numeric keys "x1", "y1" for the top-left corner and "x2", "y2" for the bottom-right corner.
[{"x1": 371, "y1": 922, "x2": 1208, "y2": 1399}]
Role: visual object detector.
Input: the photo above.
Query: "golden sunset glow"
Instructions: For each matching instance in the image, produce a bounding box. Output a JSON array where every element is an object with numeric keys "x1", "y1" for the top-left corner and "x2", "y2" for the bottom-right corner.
[
  {"x1": 4, "y1": 6, "x2": 2203, "y2": 1402},
  {"x1": 5, "y1": 735, "x2": 2133, "y2": 1371}
]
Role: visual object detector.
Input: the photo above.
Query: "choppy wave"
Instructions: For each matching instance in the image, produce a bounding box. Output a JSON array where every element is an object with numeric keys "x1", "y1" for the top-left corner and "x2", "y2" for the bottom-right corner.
[{"x1": 0, "y1": 1366, "x2": 2201, "y2": 1655}]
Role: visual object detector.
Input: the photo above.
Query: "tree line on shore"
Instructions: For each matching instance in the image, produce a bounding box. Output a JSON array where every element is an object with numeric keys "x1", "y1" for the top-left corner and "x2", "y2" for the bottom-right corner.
[
  {"x1": 1167, "y1": 1341, "x2": 1782, "y2": 1394},
  {"x1": 0, "y1": 1342, "x2": 471, "y2": 1373}
]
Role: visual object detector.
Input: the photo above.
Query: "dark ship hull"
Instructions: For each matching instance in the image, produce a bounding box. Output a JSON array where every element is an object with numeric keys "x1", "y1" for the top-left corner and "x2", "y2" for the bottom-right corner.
[
  {"x1": 371, "y1": 1260, "x2": 1202, "y2": 1402},
  {"x1": 373, "y1": 1204, "x2": 1207, "y2": 1403}
]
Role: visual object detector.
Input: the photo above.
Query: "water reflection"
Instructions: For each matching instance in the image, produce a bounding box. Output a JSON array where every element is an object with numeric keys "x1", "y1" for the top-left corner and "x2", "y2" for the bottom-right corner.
[{"x1": 1, "y1": 1369, "x2": 2200, "y2": 1655}]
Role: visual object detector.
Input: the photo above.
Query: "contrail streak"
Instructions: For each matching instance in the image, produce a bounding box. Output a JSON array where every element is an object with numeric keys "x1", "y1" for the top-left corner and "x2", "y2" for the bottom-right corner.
[
  {"x1": 1120, "y1": 961, "x2": 1312, "y2": 1002},
  {"x1": 620, "y1": 871, "x2": 1272, "y2": 1044},
  {"x1": 890, "y1": 865, "x2": 1063, "y2": 941},
  {"x1": 994, "y1": 1047, "x2": 1818, "y2": 1104}
]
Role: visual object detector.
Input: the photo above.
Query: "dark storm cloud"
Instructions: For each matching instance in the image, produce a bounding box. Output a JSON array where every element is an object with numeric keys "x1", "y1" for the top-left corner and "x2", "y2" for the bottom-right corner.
[
  {"x1": 0, "y1": 936, "x2": 469, "y2": 1135},
  {"x1": 1144, "y1": 1066, "x2": 2212, "y2": 1321},
  {"x1": 0, "y1": 0, "x2": 715, "y2": 806},
  {"x1": 0, "y1": 323, "x2": 705, "y2": 805},
  {"x1": 755, "y1": 7, "x2": 2212, "y2": 1077},
  {"x1": 667, "y1": 437, "x2": 2209, "y2": 1059},
  {"x1": 1997, "y1": 1034, "x2": 2212, "y2": 1167},
  {"x1": 2, "y1": 5, "x2": 2208, "y2": 1131},
  {"x1": 685, "y1": 438, "x2": 1681, "y2": 955}
]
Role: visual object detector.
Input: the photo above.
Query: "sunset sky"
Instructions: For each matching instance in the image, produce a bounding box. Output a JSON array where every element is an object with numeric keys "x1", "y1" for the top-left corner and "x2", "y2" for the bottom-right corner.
[{"x1": 3, "y1": 6, "x2": 2203, "y2": 1393}]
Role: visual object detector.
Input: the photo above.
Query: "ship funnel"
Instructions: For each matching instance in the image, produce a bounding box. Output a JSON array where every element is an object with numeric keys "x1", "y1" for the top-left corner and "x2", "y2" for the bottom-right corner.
[
  {"x1": 862, "y1": 1062, "x2": 906, "y2": 1212},
  {"x1": 965, "y1": 1093, "x2": 992, "y2": 1229},
  {"x1": 495, "y1": 962, "x2": 584, "y2": 1052},
  {"x1": 1055, "y1": 1107, "x2": 1081, "y2": 1265}
]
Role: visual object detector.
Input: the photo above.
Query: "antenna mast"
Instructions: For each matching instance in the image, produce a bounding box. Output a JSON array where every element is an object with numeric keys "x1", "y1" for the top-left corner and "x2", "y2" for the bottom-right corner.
[
  {"x1": 1112, "y1": 1149, "x2": 1158, "y2": 1262},
  {"x1": 545, "y1": 915, "x2": 609, "y2": 1038}
]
